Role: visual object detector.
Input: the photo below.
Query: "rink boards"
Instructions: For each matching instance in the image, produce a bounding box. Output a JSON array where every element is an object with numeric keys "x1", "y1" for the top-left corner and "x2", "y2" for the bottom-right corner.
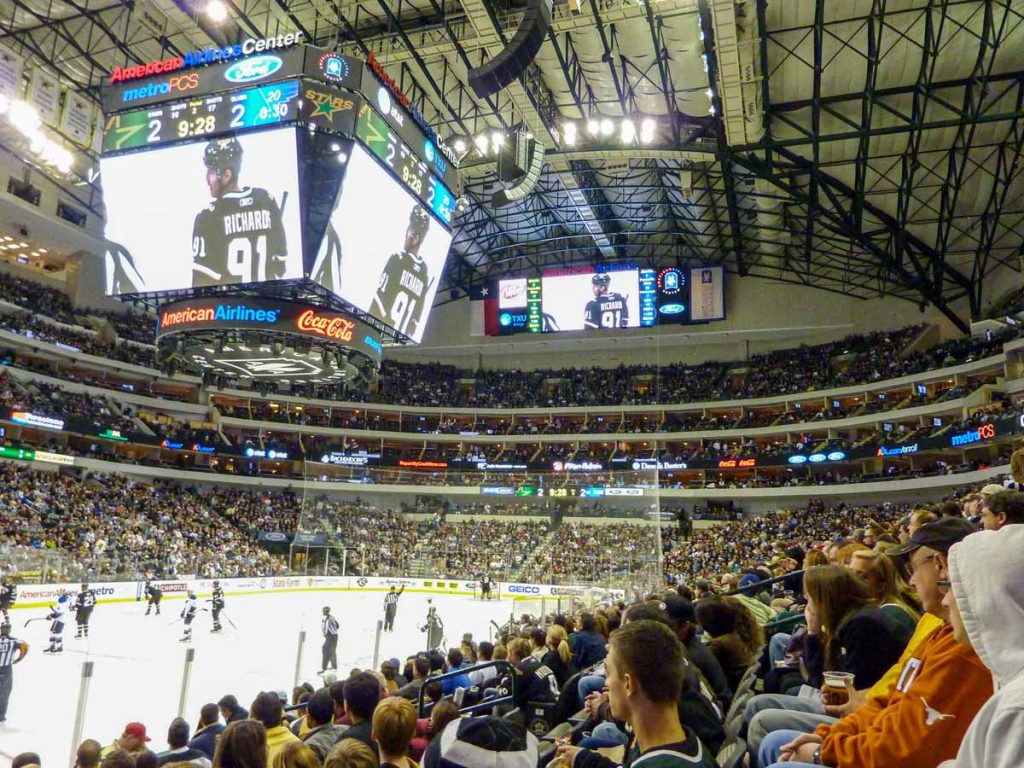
[{"x1": 8, "y1": 574, "x2": 625, "y2": 610}]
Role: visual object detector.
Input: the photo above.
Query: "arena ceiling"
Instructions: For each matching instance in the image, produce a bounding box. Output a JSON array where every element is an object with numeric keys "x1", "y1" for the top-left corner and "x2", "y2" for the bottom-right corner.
[{"x1": 2, "y1": 0, "x2": 1023, "y2": 330}]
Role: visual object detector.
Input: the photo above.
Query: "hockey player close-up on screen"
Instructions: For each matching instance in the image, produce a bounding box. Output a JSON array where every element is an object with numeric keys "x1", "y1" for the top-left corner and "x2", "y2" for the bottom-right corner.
[
  {"x1": 372, "y1": 206, "x2": 432, "y2": 337},
  {"x1": 192, "y1": 138, "x2": 289, "y2": 288},
  {"x1": 583, "y1": 272, "x2": 630, "y2": 329}
]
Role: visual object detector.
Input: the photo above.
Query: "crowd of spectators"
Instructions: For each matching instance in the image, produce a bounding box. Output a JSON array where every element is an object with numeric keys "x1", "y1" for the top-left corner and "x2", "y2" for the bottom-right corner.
[
  {"x1": 520, "y1": 522, "x2": 662, "y2": 584},
  {"x1": 424, "y1": 519, "x2": 549, "y2": 578},
  {"x1": 0, "y1": 463, "x2": 283, "y2": 579},
  {"x1": 3, "y1": 378, "x2": 136, "y2": 434}
]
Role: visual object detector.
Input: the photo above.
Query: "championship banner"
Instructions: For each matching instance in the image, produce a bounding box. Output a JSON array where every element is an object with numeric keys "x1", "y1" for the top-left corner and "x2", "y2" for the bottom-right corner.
[
  {"x1": 61, "y1": 91, "x2": 95, "y2": 145},
  {"x1": 29, "y1": 68, "x2": 61, "y2": 126},
  {"x1": 0, "y1": 44, "x2": 23, "y2": 101}
]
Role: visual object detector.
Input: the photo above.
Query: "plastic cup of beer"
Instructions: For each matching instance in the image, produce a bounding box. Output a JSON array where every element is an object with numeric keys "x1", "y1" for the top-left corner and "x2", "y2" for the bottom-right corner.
[{"x1": 822, "y1": 671, "x2": 855, "y2": 706}]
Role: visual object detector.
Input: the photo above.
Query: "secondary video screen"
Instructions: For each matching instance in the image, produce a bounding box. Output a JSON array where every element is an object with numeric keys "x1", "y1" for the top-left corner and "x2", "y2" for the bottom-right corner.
[
  {"x1": 309, "y1": 143, "x2": 452, "y2": 343},
  {"x1": 540, "y1": 270, "x2": 641, "y2": 332},
  {"x1": 102, "y1": 127, "x2": 303, "y2": 295}
]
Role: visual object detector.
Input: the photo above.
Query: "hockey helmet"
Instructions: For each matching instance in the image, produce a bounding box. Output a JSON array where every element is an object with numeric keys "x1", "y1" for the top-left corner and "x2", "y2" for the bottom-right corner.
[
  {"x1": 591, "y1": 273, "x2": 611, "y2": 288},
  {"x1": 204, "y1": 138, "x2": 243, "y2": 174},
  {"x1": 213, "y1": 580, "x2": 220, "y2": 586},
  {"x1": 408, "y1": 206, "x2": 431, "y2": 236},
  {"x1": 58, "y1": 593, "x2": 69, "y2": 603},
  {"x1": 0, "y1": 623, "x2": 9, "y2": 635}
]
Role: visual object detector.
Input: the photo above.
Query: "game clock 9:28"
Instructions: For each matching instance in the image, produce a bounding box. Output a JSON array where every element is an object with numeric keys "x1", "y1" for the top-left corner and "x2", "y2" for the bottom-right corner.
[{"x1": 177, "y1": 115, "x2": 218, "y2": 139}]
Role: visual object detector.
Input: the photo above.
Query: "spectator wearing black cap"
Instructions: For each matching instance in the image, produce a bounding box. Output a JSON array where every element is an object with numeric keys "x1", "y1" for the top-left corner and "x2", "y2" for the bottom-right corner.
[
  {"x1": 662, "y1": 595, "x2": 731, "y2": 708},
  {"x1": 757, "y1": 517, "x2": 994, "y2": 768}
]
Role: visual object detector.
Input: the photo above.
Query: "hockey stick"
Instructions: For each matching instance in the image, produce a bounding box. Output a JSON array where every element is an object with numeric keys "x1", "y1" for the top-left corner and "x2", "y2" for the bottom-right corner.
[
  {"x1": 220, "y1": 612, "x2": 237, "y2": 630},
  {"x1": 23, "y1": 617, "x2": 48, "y2": 628}
]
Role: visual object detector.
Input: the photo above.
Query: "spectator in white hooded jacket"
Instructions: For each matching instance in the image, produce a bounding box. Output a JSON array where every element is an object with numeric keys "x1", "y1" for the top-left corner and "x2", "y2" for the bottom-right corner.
[{"x1": 940, "y1": 525, "x2": 1024, "y2": 768}]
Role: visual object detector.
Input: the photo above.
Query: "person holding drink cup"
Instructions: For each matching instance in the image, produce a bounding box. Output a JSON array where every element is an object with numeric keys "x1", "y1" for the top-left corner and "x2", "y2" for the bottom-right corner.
[
  {"x1": 756, "y1": 518, "x2": 993, "y2": 768},
  {"x1": 745, "y1": 566, "x2": 913, "y2": 755}
]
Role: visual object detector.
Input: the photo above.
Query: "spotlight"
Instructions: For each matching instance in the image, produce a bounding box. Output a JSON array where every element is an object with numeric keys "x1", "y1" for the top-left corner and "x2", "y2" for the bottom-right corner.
[
  {"x1": 474, "y1": 135, "x2": 489, "y2": 155},
  {"x1": 206, "y1": 0, "x2": 228, "y2": 22},
  {"x1": 454, "y1": 138, "x2": 467, "y2": 153},
  {"x1": 491, "y1": 131, "x2": 505, "y2": 149},
  {"x1": 620, "y1": 119, "x2": 636, "y2": 143},
  {"x1": 587, "y1": 120, "x2": 600, "y2": 136},
  {"x1": 7, "y1": 101, "x2": 39, "y2": 134},
  {"x1": 640, "y1": 118, "x2": 656, "y2": 144},
  {"x1": 600, "y1": 119, "x2": 614, "y2": 137},
  {"x1": 562, "y1": 121, "x2": 577, "y2": 146}
]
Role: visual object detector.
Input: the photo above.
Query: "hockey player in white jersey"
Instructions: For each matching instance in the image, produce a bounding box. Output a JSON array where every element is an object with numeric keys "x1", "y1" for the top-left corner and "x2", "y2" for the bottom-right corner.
[
  {"x1": 43, "y1": 593, "x2": 69, "y2": 653},
  {"x1": 180, "y1": 591, "x2": 198, "y2": 643}
]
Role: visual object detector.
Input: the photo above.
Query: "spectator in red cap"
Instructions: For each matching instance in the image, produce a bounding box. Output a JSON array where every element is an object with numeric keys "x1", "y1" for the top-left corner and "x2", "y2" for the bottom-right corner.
[{"x1": 102, "y1": 723, "x2": 152, "y2": 758}]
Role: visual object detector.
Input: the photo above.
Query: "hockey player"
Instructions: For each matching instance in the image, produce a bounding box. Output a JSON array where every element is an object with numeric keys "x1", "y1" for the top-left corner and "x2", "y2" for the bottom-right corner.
[
  {"x1": 382, "y1": 584, "x2": 404, "y2": 632},
  {"x1": 419, "y1": 600, "x2": 444, "y2": 652},
  {"x1": 180, "y1": 591, "x2": 198, "y2": 643},
  {"x1": 209, "y1": 581, "x2": 225, "y2": 633},
  {"x1": 480, "y1": 573, "x2": 495, "y2": 600},
  {"x1": 583, "y1": 273, "x2": 630, "y2": 329},
  {"x1": 372, "y1": 206, "x2": 432, "y2": 337},
  {"x1": 0, "y1": 579, "x2": 15, "y2": 623},
  {"x1": 74, "y1": 583, "x2": 96, "y2": 638},
  {"x1": 144, "y1": 579, "x2": 162, "y2": 615},
  {"x1": 43, "y1": 593, "x2": 68, "y2": 653},
  {"x1": 192, "y1": 138, "x2": 289, "y2": 287}
]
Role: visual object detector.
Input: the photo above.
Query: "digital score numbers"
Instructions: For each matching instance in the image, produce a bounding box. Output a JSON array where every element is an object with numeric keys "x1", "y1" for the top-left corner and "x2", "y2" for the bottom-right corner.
[
  {"x1": 354, "y1": 102, "x2": 454, "y2": 226},
  {"x1": 102, "y1": 80, "x2": 301, "y2": 153}
]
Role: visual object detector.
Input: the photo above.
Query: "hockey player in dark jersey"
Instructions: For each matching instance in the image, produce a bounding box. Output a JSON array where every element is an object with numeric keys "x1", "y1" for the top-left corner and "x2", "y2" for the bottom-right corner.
[
  {"x1": 583, "y1": 273, "x2": 630, "y2": 329},
  {"x1": 372, "y1": 206, "x2": 432, "y2": 337},
  {"x1": 0, "y1": 579, "x2": 15, "y2": 623},
  {"x1": 208, "y1": 581, "x2": 225, "y2": 633},
  {"x1": 74, "y1": 583, "x2": 96, "y2": 638},
  {"x1": 144, "y1": 579, "x2": 162, "y2": 615},
  {"x1": 192, "y1": 138, "x2": 288, "y2": 287}
]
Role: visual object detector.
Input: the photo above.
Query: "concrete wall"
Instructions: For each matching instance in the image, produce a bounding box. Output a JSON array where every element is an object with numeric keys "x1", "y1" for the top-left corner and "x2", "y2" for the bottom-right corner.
[{"x1": 393, "y1": 275, "x2": 961, "y2": 371}]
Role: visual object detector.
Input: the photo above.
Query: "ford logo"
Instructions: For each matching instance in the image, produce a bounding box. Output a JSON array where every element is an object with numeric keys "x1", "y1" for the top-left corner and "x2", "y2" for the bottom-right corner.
[
  {"x1": 808, "y1": 453, "x2": 827, "y2": 463},
  {"x1": 659, "y1": 303, "x2": 686, "y2": 315},
  {"x1": 224, "y1": 55, "x2": 282, "y2": 83},
  {"x1": 788, "y1": 455, "x2": 807, "y2": 464},
  {"x1": 827, "y1": 451, "x2": 846, "y2": 461}
]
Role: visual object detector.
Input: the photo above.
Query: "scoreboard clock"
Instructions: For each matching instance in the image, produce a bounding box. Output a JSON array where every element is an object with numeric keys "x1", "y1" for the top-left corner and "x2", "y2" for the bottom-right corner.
[
  {"x1": 354, "y1": 102, "x2": 455, "y2": 226},
  {"x1": 103, "y1": 80, "x2": 301, "y2": 153}
]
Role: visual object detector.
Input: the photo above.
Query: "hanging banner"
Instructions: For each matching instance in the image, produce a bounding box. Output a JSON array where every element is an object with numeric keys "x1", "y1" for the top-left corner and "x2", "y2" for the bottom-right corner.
[
  {"x1": 0, "y1": 44, "x2": 23, "y2": 101},
  {"x1": 61, "y1": 91, "x2": 93, "y2": 144},
  {"x1": 30, "y1": 68, "x2": 61, "y2": 125}
]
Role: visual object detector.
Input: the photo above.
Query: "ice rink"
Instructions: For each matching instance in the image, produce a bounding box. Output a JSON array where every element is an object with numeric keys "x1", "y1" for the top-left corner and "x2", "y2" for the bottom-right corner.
[{"x1": 0, "y1": 589, "x2": 516, "y2": 768}]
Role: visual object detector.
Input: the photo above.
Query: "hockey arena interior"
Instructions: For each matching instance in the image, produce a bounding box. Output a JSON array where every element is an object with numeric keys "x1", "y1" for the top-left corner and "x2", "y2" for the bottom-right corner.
[{"x1": 1, "y1": 2, "x2": 1024, "y2": 768}]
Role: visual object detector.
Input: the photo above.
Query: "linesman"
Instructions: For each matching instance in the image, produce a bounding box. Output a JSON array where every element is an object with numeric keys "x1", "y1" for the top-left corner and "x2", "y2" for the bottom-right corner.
[{"x1": 0, "y1": 622, "x2": 29, "y2": 724}]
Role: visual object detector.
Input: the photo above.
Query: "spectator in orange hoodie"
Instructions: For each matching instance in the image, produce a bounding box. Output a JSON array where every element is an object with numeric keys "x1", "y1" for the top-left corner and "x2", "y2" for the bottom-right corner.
[{"x1": 757, "y1": 518, "x2": 992, "y2": 768}]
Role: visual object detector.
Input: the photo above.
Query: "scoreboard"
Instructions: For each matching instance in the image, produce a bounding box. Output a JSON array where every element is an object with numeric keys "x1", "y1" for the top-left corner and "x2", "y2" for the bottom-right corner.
[
  {"x1": 354, "y1": 103, "x2": 454, "y2": 226},
  {"x1": 100, "y1": 40, "x2": 460, "y2": 345},
  {"x1": 102, "y1": 80, "x2": 301, "y2": 152}
]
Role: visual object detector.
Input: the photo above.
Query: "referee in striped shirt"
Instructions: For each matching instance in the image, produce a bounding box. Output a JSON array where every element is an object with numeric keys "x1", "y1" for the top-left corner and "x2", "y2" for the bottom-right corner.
[
  {"x1": 0, "y1": 622, "x2": 29, "y2": 724},
  {"x1": 320, "y1": 606, "x2": 339, "y2": 673}
]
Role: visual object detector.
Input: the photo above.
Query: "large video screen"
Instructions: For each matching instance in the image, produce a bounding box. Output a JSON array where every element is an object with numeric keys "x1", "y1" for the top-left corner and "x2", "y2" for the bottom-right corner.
[
  {"x1": 540, "y1": 270, "x2": 641, "y2": 332},
  {"x1": 309, "y1": 143, "x2": 452, "y2": 343},
  {"x1": 489, "y1": 265, "x2": 725, "y2": 335},
  {"x1": 102, "y1": 127, "x2": 303, "y2": 295}
]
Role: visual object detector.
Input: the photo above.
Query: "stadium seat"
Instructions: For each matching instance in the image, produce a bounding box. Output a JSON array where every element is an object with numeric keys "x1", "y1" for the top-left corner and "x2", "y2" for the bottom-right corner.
[
  {"x1": 525, "y1": 700, "x2": 558, "y2": 737},
  {"x1": 715, "y1": 736, "x2": 747, "y2": 768},
  {"x1": 722, "y1": 691, "x2": 753, "y2": 741}
]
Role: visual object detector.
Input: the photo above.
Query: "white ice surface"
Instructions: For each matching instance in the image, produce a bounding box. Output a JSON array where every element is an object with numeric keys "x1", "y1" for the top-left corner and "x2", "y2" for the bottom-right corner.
[{"x1": 0, "y1": 590, "x2": 515, "y2": 768}]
